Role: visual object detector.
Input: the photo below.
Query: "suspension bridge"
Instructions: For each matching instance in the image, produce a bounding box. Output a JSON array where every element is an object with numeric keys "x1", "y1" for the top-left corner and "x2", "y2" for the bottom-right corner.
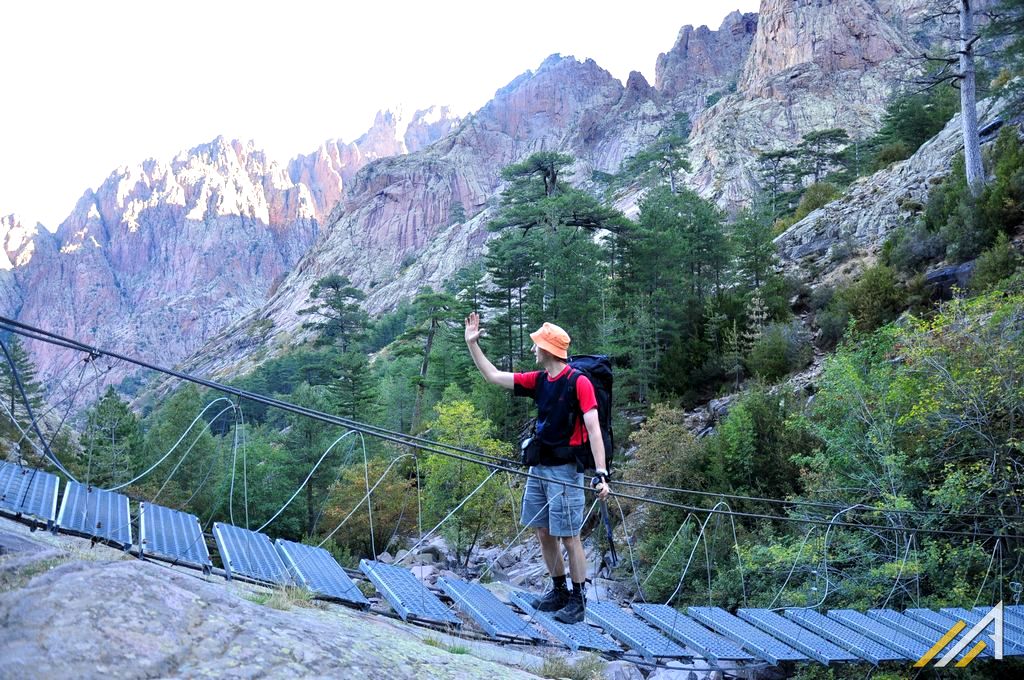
[{"x1": 1, "y1": 316, "x2": 1022, "y2": 674}]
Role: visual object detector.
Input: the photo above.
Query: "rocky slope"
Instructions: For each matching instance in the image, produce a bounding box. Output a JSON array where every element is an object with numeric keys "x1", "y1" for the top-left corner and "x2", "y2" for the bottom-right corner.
[{"x1": 774, "y1": 95, "x2": 1009, "y2": 283}]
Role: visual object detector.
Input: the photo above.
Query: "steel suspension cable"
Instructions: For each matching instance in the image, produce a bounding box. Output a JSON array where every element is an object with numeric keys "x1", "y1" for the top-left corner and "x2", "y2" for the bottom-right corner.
[
  {"x1": 0, "y1": 336, "x2": 78, "y2": 480},
  {"x1": 108, "y1": 397, "x2": 234, "y2": 491},
  {"x1": 1, "y1": 317, "x2": 1017, "y2": 540}
]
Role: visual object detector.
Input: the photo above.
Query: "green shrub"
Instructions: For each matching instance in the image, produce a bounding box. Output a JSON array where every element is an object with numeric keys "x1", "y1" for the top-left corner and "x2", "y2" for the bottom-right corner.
[
  {"x1": 814, "y1": 265, "x2": 905, "y2": 347},
  {"x1": 971, "y1": 232, "x2": 1021, "y2": 292},
  {"x1": 706, "y1": 387, "x2": 814, "y2": 502},
  {"x1": 923, "y1": 129, "x2": 1024, "y2": 263},
  {"x1": 774, "y1": 182, "x2": 841, "y2": 233},
  {"x1": 746, "y1": 321, "x2": 813, "y2": 381},
  {"x1": 873, "y1": 140, "x2": 913, "y2": 167},
  {"x1": 846, "y1": 264, "x2": 905, "y2": 333},
  {"x1": 882, "y1": 222, "x2": 946, "y2": 274}
]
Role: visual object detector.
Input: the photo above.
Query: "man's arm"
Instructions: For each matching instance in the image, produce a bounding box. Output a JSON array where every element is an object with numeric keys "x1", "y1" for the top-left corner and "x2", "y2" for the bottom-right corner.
[
  {"x1": 465, "y1": 312, "x2": 514, "y2": 390},
  {"x1": 582, "y1": 409, "x2": 610, "y2": 501}
]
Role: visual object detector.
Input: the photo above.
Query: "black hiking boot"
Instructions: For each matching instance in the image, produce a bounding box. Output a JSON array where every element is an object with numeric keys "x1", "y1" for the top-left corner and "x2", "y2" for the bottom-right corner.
[
  {"x1": 553, "y1": 591, "x2": 585, "y2": 624},
  {"x1": 533, "y1": 586, "x2": 570, "y2": 612}
]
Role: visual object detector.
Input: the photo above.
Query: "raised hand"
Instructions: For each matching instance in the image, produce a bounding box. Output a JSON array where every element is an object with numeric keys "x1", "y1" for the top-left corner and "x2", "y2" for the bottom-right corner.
[{"x1": 464, "y1": 311, "x2": 482, "y2": 345}]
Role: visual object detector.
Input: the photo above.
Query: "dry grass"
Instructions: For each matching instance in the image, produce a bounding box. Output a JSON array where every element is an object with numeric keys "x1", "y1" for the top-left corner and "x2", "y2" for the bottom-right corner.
[
  {"x1": 246, "y1": 585, "x2": 316, "y2": 610},
  {"x1": 537, "y1": 653, "x2": 606, "y2": 680},
  {"x1": 422, "y1": 636, "x2": 470, "y2": 655}
]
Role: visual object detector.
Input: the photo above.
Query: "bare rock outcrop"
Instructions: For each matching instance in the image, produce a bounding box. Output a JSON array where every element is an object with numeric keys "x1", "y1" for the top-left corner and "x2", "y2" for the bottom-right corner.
[
  {"x1": 655, "y1": 10, "x2": 758, "y2": 116},
  {"x1": 0, "y1": 518, "x2": 539, "y2": 679},
  {"x1": 0, "y1": 215, "x2": 41, "y2": 271},
  {"x1": 404, "y1": 105, "x2": 462, "y2": 153},
  {"x1": 685, "y1": 0, "x2": 920, "y2": 210},
  {"x1": 286, "y1": 107, "x2": 460, "y2": 222},
  {"x1": 0, "y1": 215, "x2": 44, "y2": 318},
  {"x1": 774, "y1": 96, "x2": 1008, "y2": 282}
]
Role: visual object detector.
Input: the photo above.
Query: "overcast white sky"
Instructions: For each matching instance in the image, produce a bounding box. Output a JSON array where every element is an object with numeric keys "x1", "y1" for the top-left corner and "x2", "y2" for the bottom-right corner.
[{"x1": 0, "y1": 1, "x2": 759, "y2": 230}]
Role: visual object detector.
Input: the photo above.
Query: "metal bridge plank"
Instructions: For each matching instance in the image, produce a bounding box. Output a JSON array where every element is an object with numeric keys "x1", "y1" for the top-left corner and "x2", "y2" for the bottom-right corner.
[
  {"x1": 828, "y1": 609, "x2": 928, "y2": 660},
  {"x1": 689, "y1": 606, "x2": 807, "y2": 664},
  {"x1": 213, "y1": 522, "x2": 291, "y2": 586},
  {"x1": 437, "y1": 577, "x2": 542, "y2": 641},
  {"x1": 509, "y1": 591, "x2": 620, "y2": 652},
  {"x1": 276, "y1": 540, "x2": 368, "y2": 609},
  {"x1": 0, "y1": 462, "x2": 59, "y2": 523},
  {"x1": 632, "y1": 603, "x2": 754, "y2": 662},
  {"x1": 586, "y1": 601, "x2": 691, "y2": 660},
  {"x1": 139, "y1": 502, "x2": 211, "y2": 570},
  {"x1": 359, "y1": 560, "x2": 461, "y2": 627},
  {"x1": 738, "y1": 608, "x2": 858, "y2": 665},
  {"x1": 785, "y1": 609, "x2": 904, "y2": 665},
  {"x1": 56, "y1": 481, "x2": 132, "y2": 548}
]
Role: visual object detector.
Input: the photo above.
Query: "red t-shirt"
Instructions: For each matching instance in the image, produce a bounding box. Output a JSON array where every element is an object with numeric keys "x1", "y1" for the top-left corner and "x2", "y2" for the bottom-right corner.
[{"x1": 514, "y1": 365, "x2": 597, "y2": 446}]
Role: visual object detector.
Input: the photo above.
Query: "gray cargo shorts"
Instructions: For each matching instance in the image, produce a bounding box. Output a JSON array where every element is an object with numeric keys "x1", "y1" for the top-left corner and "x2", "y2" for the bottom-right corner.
[{"x1": 520, "y1": 463, "x2": 585, "y2": 537}]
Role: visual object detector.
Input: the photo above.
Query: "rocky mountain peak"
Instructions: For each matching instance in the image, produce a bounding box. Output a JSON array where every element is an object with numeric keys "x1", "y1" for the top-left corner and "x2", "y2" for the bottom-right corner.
[
  {"x1": 737, "y1": 0, "x2": 917, "y2": 94},
  {"x1": 655, "y1": 10, "x2": 758, "y2": 114},
  {"x1": 0, "y1": 215, "x2": 40, "y2": 270},
  {"x1": 286, "y1": 107, "x2": 459, "y2": 219},
  {"x1": 404, "y1": 106, "x2": 461, "y2": 153},
  {"x1": 474, "y1": 54, "x2": 629, "y2": 153}
]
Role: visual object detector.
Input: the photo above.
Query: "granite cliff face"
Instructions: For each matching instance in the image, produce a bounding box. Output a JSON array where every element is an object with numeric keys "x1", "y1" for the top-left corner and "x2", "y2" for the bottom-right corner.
[
  {"x1": 6, "y1": 107, "x2": 457, "y2": 388},
  {"x1": 684, "y1": 0, "x2": 920, "y2": 210},
  {"x1": 655, "y1": 11, "x2": 758, "y2": 118}
]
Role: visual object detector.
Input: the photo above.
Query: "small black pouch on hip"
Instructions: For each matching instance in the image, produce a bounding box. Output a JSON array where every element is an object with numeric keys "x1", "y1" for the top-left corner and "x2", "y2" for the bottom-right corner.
[{"x1": 520, "y1": 436, "x2": 542, "y2": 467}]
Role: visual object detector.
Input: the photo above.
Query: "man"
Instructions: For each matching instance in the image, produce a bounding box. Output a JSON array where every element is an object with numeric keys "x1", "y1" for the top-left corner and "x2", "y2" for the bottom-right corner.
[{"x1": 464, "y1": 312, "x2": 610, "y2": 624}]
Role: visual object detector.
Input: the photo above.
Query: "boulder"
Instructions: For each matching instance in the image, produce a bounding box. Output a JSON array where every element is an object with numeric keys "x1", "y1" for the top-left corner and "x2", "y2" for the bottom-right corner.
[
  {"x1": 603, "y1": 660, "x2": 645, "y2": 680},
  {"x1": 411, "y1": 564, "x2": 438, "y2": 584},
  {"x1": 924, "y1": 261, "x2": 976, "y2": 300}
]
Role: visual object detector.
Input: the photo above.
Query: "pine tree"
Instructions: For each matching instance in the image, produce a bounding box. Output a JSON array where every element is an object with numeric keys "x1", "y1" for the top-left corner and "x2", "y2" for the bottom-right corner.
[
  {"x1": 757, "y1": 149, "x2": 800, "y2": 217},
  {"x1": 482, "y1": 233, "x2": 538, "y2": 367},
  {"x1": 141, "y1": 385, "x2": 223, "y2": 514},
  {"x1": 394, "y1": 288, "x2": 462, "y2": 432},
  {"x1": 490, "y1": 152, "x2": 624, "y2": 234},
  {"x1": 618, "y1": 112, "x2": 691, "y2": 193},
  {"x1": 0, "y1": 335, "x2": 45, "y2": 446},
  {"x1": 329, "y1": 352, "x2": 378, "y2": 422},
  {"x1": 723, "y1": 320, "x2": 746, "y2": 391},
  {"x1": 298, "y1": 275, "x2": 370, "y2": 352},
  {"x1": 732, "y1": 209, "x2": 778, "y2": 290},
  {"x1": 796, "y1": 128, "x2": 851, "y2": 184},
  {"x1": 283, "y1": 383, "x2": 343, "y2": 536},
  {"x1": 80, "y1": 386, "x2": 143, "y2": 488}
]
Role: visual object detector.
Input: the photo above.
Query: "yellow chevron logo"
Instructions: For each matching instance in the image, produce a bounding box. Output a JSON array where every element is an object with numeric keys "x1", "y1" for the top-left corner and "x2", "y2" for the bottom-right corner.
[{"x1": 914, "y1": 602, "x2": 1003, "y2": 668}]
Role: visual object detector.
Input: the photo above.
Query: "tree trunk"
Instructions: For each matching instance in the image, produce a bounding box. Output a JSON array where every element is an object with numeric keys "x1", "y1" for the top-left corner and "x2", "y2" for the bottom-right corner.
[
  {"x1": 305, "y1": 478, "x2": 314, "y2": 536},
  {"x1": 411, "y1": 319, "x2": 437, "y2": 431},
  {"x1": 960, "y1": 0, "x2": 984, "y2": 196}
]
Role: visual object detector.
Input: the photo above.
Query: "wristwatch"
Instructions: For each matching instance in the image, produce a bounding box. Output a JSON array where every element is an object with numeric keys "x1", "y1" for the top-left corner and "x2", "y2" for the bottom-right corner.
[{"x1": 591, "y1": 470, "x2": 609, "y2": 488}]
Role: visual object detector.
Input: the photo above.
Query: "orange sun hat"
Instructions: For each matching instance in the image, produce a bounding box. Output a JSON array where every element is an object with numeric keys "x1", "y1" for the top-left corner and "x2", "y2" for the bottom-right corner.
[{"x1": 530, "y1": 322, "x2": 571, "y2": 359}]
